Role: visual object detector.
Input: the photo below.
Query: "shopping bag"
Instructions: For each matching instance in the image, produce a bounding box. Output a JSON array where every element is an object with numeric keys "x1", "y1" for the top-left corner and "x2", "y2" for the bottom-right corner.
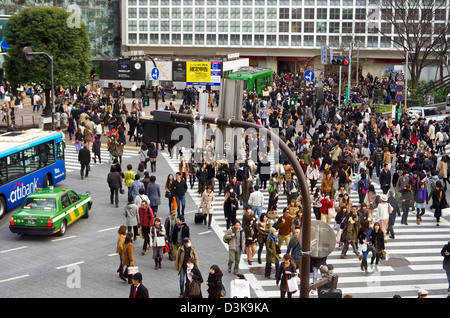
[
  {"x1": 442, "y1": 207, "x2": 450, "y2": 216},
  {"x1": 127, "y1": 265, "x2": 139, "y2": 275},
  {"x1": 287, "y1": 277, "x2": 298, "y2": 293},
  {"x1": 328, "y1": 207, "x2": 336, "y2": 218},
  {"x1": 172, "y1": 197, "x2": 178, "y2": 211},
  {"x1": 156, "y1": 236, "x2": 165, "y2": 247}
]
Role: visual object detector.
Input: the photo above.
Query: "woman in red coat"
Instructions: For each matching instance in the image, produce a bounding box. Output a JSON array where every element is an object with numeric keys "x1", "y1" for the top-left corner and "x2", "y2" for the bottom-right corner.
[
  {"x1": 138, "y1": 200, "x2": 155, "y2": 255},
  {"x1": 320, "y1": 195, "x2": 334, "y2": 224}
]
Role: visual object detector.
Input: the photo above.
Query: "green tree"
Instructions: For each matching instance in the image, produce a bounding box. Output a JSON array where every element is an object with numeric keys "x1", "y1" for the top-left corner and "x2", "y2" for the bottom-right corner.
[{"x1": 3, "y1": 6, "x2": 91, "y2": 116}]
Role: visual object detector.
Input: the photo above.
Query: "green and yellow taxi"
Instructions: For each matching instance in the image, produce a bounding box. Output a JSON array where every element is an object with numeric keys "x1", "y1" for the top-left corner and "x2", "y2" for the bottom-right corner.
[{"x1": 9, "y1": 187, "x2": 92, "y2": 236}]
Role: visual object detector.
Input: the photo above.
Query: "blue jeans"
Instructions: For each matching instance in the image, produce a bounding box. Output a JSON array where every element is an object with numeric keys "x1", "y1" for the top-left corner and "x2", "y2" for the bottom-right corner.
[
  {"x1": 175, "y1": 195, "x2": 186, "y2": 216},
  {"x1": 375, "y1": 161, "x2": 382, "y2": 178},
  {"x1": 252, "y1": 205, "x2": 263, "y2": 218},
  {"x1": 179, "y1": 267, "x2": 186, "y2": 296}
]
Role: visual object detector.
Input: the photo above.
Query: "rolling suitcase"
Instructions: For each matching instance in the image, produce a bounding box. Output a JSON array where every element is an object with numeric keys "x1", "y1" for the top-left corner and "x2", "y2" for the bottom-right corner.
[{"x1": 194, "y1": 208, "x2": 204, "y2": 224}]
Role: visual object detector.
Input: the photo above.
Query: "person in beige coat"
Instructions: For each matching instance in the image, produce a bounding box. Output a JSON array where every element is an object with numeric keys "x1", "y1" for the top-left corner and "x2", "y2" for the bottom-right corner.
[{"x1": 200, "y1": 185, "x2": 215, "y2": 229}]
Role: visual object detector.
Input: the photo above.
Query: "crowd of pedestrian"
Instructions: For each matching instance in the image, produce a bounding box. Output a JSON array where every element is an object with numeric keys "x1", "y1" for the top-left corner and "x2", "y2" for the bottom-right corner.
[
  {"x1": 17, "y1": 71, "x2": 449, "y2": 297},
  {"x1": 157, "y1": 70, "x2": 450, "y2": 297}
]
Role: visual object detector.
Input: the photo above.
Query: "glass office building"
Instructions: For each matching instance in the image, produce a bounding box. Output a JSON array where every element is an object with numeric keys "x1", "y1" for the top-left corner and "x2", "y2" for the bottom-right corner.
[
  {"x1": 122, "y1": 0, "x2": 449, "y2": 75},
  {"x1": 0, "y1": 0, "x2": 121, "y2": 59}
]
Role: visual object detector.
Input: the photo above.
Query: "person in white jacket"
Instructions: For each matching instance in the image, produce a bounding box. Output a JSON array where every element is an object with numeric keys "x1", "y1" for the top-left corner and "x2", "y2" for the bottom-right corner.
[
  {"x1": 306, "y1": 161, "x2": 321, "y2": 193},
  {"x1": 248, "y1": 185, "x2": 264, "y2": 218},
  {"x1": 376, "y1": 194, "x2": 392, "y2": 240}
]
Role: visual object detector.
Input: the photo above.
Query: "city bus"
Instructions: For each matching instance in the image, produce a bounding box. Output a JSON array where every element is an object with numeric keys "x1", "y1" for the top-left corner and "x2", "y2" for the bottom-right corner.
[
  {"x1": 0, "y1": 129, "x2": 66, "y2": 219},
  {"x1": 227, "y1": 66, "x2": 274, "y2": 95}
]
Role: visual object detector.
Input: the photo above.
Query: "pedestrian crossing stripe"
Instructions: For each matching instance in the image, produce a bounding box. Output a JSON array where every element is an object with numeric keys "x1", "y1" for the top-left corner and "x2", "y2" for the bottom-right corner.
[
  {"x1": 63, "y1": 143, "x2": 139, "y2": 172},
  {"x1": 161, "y1": 150, "x2": 450, "y2": 298}
]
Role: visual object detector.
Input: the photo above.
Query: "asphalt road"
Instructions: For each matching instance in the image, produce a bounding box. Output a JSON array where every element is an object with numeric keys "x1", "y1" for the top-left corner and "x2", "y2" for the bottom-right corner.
[{"x1": 0, "y1": 144, "x2": 243, "y2": 299}]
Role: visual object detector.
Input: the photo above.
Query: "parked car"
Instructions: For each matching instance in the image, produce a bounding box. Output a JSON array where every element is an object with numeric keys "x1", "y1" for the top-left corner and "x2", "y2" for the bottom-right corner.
[
  {"x1": 9, "y1": 187, "x2": 92, "y2": 236},
  {"x1": 407, "y1": 106, "x2": 448, "y2": 124}
]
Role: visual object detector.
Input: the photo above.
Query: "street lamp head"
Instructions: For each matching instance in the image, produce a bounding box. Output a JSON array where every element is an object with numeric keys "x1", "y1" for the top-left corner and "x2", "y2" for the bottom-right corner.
[{"x1": 22, "y1": 46, "x2": 34, "y2": 61}]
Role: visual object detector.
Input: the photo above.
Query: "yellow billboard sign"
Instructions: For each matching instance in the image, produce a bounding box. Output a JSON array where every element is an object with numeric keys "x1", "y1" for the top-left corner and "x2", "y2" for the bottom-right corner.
[{"x1": 186, "y1": 62, "x2": 211, "y2": 84}]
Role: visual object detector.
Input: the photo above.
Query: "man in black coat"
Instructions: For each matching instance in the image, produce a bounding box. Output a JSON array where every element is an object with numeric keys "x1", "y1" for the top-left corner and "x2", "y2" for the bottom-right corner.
[
  {"x1": 78, "y1": 145, "x2": 91, "y2": 180},
  {"x1": 379, "y1": 163, "x2": 391, "y2": 194},
  {"x1": 173, "y1": 172, "x2": 187, "y2": 216},
  {"x1": 129, "y1": 273, "x2": 149, "y2": 298},
  {"x1": 107, "y1": 166, "x2": 122, "y2": 207},
  {"x1": 386, "y1": 190, "x2": 399, "y2": 239}
]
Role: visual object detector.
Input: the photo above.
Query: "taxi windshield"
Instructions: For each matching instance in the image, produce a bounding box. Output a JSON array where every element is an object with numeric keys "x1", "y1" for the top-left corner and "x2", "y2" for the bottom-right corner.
[{"x1": 22, "y1": 197, "x2": 57, "y2": 211}]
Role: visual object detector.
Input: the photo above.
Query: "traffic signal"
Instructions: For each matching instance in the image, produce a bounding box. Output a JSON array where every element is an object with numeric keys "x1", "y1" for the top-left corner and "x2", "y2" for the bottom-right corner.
[
  {"x1": 332, "y1": 56, "x2": 349, "y2": 66},
  {"x1": 290, "y1": 94, "x2": 297, "y2": 107},
  {"x1": 143, "y1": 96, "x2": 149, "y2": 107}
]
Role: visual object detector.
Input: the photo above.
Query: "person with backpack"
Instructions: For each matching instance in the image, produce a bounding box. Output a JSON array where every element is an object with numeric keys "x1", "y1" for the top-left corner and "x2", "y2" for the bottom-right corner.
[
  {"x1": 373, "y1": 146, "x2": 384, "y2": 179},
  {"x1": 358, "y1": 173, "x2": 370, "y2": 204}
]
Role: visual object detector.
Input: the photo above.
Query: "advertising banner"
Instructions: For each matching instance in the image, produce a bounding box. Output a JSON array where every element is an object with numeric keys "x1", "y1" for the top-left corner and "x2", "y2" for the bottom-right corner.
[
  {"x1": 186, "y1": 61, "x2": 221, "y2": 86},
  {"x1": 186, "y1": 61, "x2": 211, "y2": 84},
  {"x1": 172, "y1": 61, "x2": 186, "y2": 82}
]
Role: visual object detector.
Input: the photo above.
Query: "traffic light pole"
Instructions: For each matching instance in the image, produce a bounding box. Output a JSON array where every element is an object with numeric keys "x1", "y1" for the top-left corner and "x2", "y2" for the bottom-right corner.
[
  {"x1": 22, "y1": 46, "x2": 55, "y2": 130},
  {"x1": 167, "y1": 111, "x2": 313, "y2": 298}
]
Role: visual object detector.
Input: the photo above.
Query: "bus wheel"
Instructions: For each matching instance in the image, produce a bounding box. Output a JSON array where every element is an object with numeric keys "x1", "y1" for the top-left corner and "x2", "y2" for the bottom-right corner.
[
  {"x1": 0, "y1": 196, "x2": 6, "y2": 219},
  {"x1": 43, "y1": 174, "x2": 52, "y2": 189}
]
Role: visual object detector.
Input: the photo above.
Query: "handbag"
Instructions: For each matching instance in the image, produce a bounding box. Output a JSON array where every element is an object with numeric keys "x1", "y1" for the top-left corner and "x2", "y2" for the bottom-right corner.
[
  {"x1": 275, "y1": 243, "x2": 282, "y2": 255},
  {"x1": 163, "y1": 241, "x2": 170, "y2": 254},
  {"x1": 189, "y1": 280, "x2": 201, "y2": 297},
  {"x1": 267, "y1": 210, "x2": 279, "y2": 220}
]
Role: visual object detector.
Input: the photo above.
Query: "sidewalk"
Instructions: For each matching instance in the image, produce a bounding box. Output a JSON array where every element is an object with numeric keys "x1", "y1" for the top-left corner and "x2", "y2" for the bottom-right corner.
[{"x1": 0, "y1": 95, "x2": 220, "y2": 138}]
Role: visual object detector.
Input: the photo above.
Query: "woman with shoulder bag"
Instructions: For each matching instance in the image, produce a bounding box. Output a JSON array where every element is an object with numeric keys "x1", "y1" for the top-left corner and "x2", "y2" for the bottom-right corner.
[
  {"x1": 122, "y1": 233, "x2": 136, "y2": 284},
  {"x1": 184, "y1": 258, "x2": 203, "y2": 298},
  {"x1": 149, "y1": 218, "x2": 166, "y2": 270},
  {"x1": 276, "y1": 254, "x2": 298, "y2": 298},
  {"x1": 257, "y1": 213, "x2": 271, "y2": 264}
]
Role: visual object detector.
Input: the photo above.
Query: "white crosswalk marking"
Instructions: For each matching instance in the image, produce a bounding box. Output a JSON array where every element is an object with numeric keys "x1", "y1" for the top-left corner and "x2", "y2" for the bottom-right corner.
[
  {"x1": 161, "y1": 148, "x2": 450, "y2": 298},
  {"x1": 64, "y1": 143, "x2": 138, "y2": 172}
]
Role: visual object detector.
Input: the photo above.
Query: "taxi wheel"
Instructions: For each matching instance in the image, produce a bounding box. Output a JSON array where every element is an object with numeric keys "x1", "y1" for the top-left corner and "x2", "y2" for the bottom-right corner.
[
  {"x1": 82, "y1": 205, "x2": 90, "y2": 219},
  {"x1": 57, "y1": 220, "x2": 67, "y2": 236}
]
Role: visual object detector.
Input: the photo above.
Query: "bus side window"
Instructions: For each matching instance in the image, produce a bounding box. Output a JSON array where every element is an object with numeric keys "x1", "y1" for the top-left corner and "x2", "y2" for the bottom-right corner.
[
  {"x1": 0, "y1": 158, "x2": 7, "y2": 186},
  {"x1": 56, "y1": 142, "x2": 65, "y2": 161}
]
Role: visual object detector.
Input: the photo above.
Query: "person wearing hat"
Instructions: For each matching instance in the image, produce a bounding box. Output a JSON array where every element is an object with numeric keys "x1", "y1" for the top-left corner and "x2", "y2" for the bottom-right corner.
[
  {"x1": 417, "y1": 289, "x2": 428, "y2": 298},
  {"x1": 129, "y1": 272, "x2": 149, "y2": 298},
  {"x1": 376, "y1": 194, "x2": 392, "y2": 240},
  {"x1": 428, "y1": 180, "x2": 448, "y2": 226}
]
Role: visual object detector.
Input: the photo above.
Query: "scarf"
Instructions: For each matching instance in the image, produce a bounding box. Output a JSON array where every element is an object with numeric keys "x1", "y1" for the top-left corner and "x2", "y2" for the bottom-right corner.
[{"x1": 268, "y1": 233, "x2": 278, "y2": 243}]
